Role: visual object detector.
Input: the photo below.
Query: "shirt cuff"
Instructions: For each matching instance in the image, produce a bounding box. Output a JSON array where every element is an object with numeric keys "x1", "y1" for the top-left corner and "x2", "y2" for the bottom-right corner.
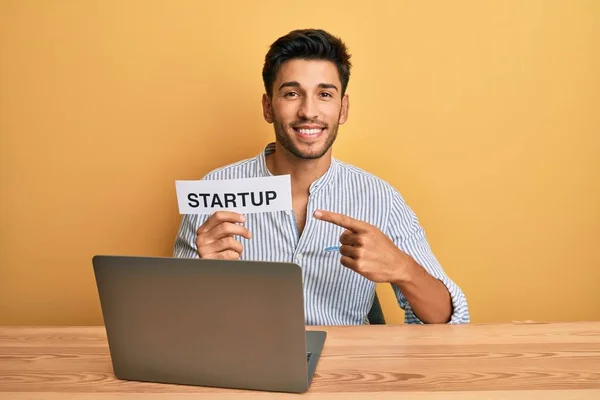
[{"x1": 394, "y1": 276, "x2": 470, "y2": 324}]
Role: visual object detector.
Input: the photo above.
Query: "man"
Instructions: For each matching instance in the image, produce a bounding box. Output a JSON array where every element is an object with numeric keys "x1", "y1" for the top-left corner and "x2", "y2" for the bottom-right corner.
[{"x1": 173, "y1": 29, "x2": 470, "y2": 325}]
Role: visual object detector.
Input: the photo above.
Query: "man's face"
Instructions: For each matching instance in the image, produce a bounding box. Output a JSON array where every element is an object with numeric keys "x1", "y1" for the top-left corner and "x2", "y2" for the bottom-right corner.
[{"x1": 262, "y1": 59, "x2": 349, "y2": 160}]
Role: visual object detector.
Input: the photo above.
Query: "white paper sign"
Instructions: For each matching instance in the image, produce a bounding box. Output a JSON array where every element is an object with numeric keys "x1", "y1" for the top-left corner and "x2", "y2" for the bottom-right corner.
[{"x1": 175, "y1": 175, "x2": 292, "y2": 215}]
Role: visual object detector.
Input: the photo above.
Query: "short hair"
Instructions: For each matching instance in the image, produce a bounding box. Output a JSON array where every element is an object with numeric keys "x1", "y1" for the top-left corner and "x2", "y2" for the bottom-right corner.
[{"x1": 262, "y1": 29, "x2": 352, "y2": 97}]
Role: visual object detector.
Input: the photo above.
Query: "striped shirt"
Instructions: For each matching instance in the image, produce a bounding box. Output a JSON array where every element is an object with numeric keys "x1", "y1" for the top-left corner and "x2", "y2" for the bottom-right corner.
[{"x1": 173, "y1": 143, "x2": 470, "y2": 325}]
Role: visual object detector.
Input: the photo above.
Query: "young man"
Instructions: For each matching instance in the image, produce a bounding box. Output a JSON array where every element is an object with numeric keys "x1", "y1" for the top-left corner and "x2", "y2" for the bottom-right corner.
[{"x1": 173, "y1": 29, "x2": 470, "y2": 325}]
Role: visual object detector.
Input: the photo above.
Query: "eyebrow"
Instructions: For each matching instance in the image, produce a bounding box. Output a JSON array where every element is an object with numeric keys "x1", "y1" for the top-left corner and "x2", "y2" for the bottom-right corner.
[{"x1": 278, "y1": 81, "x2": 339, "y2": 92}]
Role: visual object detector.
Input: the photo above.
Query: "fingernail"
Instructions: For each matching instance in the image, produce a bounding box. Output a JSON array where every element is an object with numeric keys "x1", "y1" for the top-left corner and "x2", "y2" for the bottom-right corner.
[
  {"x1": 313, "y1": 210, "x2": 322, "y2": 219},
  {"x1": 240, "y1": 215, "x2": 246, "y2": 222}
]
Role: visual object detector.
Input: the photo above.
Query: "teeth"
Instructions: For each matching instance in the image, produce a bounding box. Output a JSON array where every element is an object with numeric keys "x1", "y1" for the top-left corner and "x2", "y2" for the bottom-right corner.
[{"x1": 298, "y1": 128, "x2": 322, "y2": 135}]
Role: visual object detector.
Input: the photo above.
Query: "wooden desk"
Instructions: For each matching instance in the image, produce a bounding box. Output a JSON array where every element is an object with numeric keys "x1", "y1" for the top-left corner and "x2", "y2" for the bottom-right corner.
[{"x1": 1, "y1": 323, "x2": 599, "y2": 399}]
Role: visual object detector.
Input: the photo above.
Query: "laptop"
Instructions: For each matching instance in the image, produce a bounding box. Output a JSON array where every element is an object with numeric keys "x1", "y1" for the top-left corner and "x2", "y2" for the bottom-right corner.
[{"x1": 92, "y1": 255, "x2": 327, "y2": 393}]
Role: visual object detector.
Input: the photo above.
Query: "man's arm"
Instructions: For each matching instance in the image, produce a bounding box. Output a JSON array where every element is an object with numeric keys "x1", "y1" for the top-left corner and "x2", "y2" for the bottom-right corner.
[
  {"x1": 173, "y1": 214, "x2": 202, "y2": 258},
  {"x1": 387, "y1": 191, "x2": 469, "y2": 324},
  {"x1": 313, "y1": 190, "x2": 470, "y2": 325},
  {"x1": 391, "y1": 256, "x2": 453, "y2": 323}
]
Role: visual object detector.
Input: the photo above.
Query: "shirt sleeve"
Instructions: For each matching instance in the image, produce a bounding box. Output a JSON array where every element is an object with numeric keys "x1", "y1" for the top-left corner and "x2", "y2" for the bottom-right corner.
[
  {"x1": 173, "y1": 213, "x2": 209, "y2": 258},
  {"x1": 385, "y1": 189, "x2": 470, "y2": 324}
]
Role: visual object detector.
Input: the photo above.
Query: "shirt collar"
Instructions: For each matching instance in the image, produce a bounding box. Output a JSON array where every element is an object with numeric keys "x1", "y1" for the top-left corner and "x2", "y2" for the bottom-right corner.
[{"x1": 257, "y1": 142, "x2": 338, "y2": 194}]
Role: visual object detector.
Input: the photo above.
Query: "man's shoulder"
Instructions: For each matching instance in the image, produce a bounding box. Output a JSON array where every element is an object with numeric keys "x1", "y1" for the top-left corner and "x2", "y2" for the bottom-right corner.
[
  {"x1": 200, "y1": 156, "x2": 260, "y2": 180},
  {"x1": 334, "y1": 159, "x2": 397, "y2": 195}
]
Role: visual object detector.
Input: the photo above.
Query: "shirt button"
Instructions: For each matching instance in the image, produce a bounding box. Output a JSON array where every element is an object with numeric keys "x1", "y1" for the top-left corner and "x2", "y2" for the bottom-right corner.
[{"x1": 296, "y1": 254, "x2": 303, "y2": 261}]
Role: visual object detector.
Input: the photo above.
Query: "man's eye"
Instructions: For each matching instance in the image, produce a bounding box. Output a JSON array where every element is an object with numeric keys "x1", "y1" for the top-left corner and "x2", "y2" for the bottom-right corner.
[
  {"x1": 320, "y1": 92, "x2": 333, "y2": 98},
  {"x1": 284, "y1": 92, "x2": 299, "y2": 97}
]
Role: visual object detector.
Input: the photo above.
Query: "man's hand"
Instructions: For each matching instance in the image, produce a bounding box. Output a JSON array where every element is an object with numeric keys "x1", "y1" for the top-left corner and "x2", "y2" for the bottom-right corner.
[
  {"x1": 313, "y1": 209, "x2": 412, "y2": 283},
  {"x1": 196, "y1": 211, "x2": 252, "y2": 260},
  {"x1": 314, "y1": 209, "x2": 454, "y2": 323}
]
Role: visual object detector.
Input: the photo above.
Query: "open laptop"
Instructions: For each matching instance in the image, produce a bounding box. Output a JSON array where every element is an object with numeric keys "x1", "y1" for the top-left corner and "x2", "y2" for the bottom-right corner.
[{"x1": 92, "y1": 255, "x2": 326, "y2": 393}]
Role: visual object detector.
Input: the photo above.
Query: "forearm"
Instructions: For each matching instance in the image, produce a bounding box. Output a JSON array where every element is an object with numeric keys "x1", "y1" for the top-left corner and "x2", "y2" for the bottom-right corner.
[{"x1": 393, "y1": 258, "x2": 453, "y2": 324}]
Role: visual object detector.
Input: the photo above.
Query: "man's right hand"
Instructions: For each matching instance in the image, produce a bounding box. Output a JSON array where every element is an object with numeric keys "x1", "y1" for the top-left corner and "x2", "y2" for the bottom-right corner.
[{"x1": 196, "y1": 211, "x2": 252, "y2": 260}]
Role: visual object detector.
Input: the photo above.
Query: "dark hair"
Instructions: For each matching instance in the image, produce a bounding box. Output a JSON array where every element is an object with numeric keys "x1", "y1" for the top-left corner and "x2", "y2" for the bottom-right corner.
[{"x1": 262, "y1": 29, "x2": 352, "y2": 97}]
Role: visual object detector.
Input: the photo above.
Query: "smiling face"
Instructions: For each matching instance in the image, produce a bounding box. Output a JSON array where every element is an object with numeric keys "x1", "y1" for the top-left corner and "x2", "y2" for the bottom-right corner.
[{"x1": 262, "y1": 59, "x2": 349, "y2": 160}]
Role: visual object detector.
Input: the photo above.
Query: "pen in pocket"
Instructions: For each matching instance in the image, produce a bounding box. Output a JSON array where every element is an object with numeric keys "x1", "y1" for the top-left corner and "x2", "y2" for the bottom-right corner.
[{"x1": 323, "y1": 246, "x2": 340, "y2": 252}]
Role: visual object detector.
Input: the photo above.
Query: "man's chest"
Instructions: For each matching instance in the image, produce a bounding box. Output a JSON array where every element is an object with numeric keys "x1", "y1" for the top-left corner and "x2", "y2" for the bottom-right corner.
[
  {"x1": 292, "y1": 195, "x2": 309, "y2": 236},
  {"x1": 239, "y1": 189, "x2": 388, "y2": 262}
]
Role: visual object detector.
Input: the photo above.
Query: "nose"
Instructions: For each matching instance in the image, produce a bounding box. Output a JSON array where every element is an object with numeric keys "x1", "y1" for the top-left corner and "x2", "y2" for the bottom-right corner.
[{"x1": 298, "y1": 96, "x2": 318, "y2": 121}]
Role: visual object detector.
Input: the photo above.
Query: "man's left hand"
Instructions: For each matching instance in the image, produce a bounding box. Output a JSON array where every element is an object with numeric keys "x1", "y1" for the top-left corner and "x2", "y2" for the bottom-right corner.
[{"x1": 313, "y1": 209, "x2": 413, "y2": 283}]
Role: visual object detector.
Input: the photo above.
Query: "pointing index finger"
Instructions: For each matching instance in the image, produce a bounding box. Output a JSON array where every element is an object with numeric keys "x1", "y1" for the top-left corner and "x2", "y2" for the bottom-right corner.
[{"x1": 313, "y1": 209, "x2": 367, "y2": 233}]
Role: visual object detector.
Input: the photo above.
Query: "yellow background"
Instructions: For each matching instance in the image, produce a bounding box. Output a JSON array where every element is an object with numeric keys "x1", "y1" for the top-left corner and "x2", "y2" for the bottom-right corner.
[{"x1": 1, "y1": 0, "x2": 599, "y2": 325}]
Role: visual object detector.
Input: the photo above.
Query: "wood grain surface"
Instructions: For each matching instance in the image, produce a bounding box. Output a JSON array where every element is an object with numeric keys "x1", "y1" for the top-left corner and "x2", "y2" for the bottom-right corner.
[{"x1": 1, "y1": 323, "x2": 599, "y2": 399}]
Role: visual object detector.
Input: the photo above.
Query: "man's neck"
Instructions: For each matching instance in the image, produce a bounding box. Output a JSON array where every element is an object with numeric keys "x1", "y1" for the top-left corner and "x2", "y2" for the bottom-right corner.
[{"x1": 265, "y1": 142, "x2": 332, "y2": 196}]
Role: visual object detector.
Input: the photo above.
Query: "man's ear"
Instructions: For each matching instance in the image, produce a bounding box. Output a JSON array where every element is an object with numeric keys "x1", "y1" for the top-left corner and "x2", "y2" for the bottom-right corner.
[
  {"x1": 339, "y1": 93, "x2": 350, "y2": 125},
  {"x1": 262, "y1": 94, "x2": 274, "y2": 123}
]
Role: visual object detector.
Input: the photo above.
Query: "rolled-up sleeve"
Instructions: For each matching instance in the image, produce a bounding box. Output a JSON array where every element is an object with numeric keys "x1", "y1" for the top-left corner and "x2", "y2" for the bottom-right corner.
[{"x1": 385, "y1": 190, "x2": 470, "y2": 324}]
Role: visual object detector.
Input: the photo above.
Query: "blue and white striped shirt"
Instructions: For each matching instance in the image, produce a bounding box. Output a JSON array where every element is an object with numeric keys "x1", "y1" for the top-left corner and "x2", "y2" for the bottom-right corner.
[{"x1": 173, "y1": 143, "x2": 470, "y2": 325}]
